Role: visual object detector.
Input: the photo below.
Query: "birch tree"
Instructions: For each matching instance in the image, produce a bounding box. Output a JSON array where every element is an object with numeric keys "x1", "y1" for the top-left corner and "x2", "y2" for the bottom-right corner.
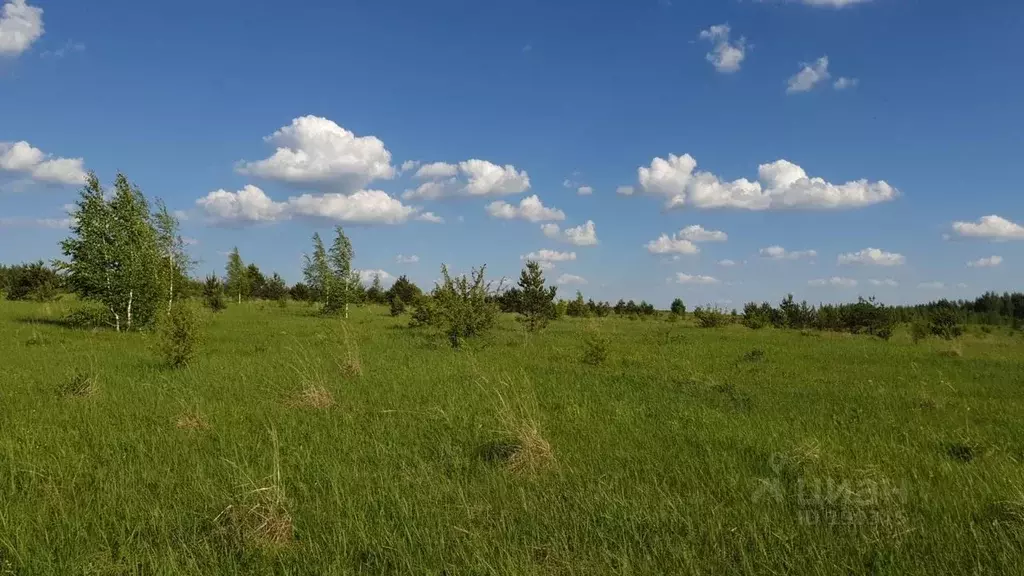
[
  {"x1": 153, "y1": 199, "x2": 194, "y2": 314},
  {"x1": 59, "y1": 172, "x2": 163, "y2": 331},
  {"x1": 328, "y1": 226, "x2": 358, "y2": 318},
  {"x1": 302, "y1": 233, "x2": 333, "y2": 309},
  {"x1": 224, "y1": 247, "x2": 248, "y2": 305}
]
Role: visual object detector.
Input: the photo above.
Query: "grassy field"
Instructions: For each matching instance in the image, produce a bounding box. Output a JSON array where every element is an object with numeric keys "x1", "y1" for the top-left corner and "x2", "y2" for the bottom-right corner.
[{"x1": 2, "y1": 299, "x2": 1024, "y2": 575}]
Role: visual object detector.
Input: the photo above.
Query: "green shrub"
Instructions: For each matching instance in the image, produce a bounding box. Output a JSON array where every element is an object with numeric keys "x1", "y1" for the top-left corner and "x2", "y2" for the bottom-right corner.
[
  {"x1": 389, "y1": 296, "x2": 406, "y2": 317},
  {"x1": 670, "y1": 298, "x2": 686, "y2": 317},
  {"x1": 581, "y1": 327, "x2": 609, "y2": 366},
  {"x1": 159, "y1": 302, "x2": 202, "y2": 368},
  {"x1": 61, "y1": 304, "x2": 110, "y2": 330},
  {"x1": 911, "y1": 321, "x2": 929, "y2": 344},
  {"x1": 413, "y1": 266, "x2": 498, "y2": 348},
  {"x1": 694, "y1": 306, "x2": 728, "y2": 328},
  {"x1": 929, "y1": 302, "x2": 964, "y2": 340},
  {"x1": 203, "y1": 275, "x2": 227, "y2": 313}
]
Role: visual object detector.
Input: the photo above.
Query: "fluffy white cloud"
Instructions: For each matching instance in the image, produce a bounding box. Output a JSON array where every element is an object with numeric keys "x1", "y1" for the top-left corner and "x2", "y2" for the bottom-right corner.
[
  {"x1": 522, "y1": 249, "x2": 576, "y2": 265},
  {"x1": 647, "y1": 235, "x2": 698, "y2": 255},
  {"x1": 403, "y1": 159, "x2": 530, "y2": 200},
  {"x1": 674, "y1": 273, "x2": 720, "y2": 285},
  {"x1": 0, "y1": 0, "x2": 43, "y2": 57},
  {"x1": 288, "y1": 190, "x2": 416, "y2": 224},
  {"x1": 868, "y1": 279, "x2": 899, "y2": 287},
  {"x1": 415, "y1": 162, "x2": 458, "y2": 179},
  {"x1": 809, "y1": 277, "x2": 857, "y2": 287},
  {"x1": 699, "y1": 24, "x2": 746, "y2": 74},
  {"x1": 787, "y1": 56, "x2": 831, "y2": 94},
  {"x1": 195, "y1": 185, "x2": 290, "y2": 223},
  {"x1": 398, "y1": 160, "x2": 420, "y2": 174},
  {"x1": 0, "y1": 140, "x2": 86, "y2": 185},
  {"x1": 834, "y1": 77, "x2": 859, "y2": 90},
  {"x1": 952, "y1": 215, "x2": 1024, "y2": 240},
  {"x1": 196, "y1": 185, "x2": 418, "y2": 225},
  {"x1": 837, "y1": 247, "x2": 905, "y2": 267},
  {"x1": 486, "y1": 194, "x2": 565, "y2": 222},
  {"x1": 556, "y1": 273, "x2": 587, "y2": 286},
  {"x1": 646, "y1": 226, "x2": 726, "y2": 255},
  {"x1": 616, "y1": 185, "x2": 635, "y2": 196},
  {"x1": 415, "y1": 211, "x2": 444, "y2": 223},
  {"x1": 577, "y1": 185, "x2": 593, "y2": 196},
  {"x1": 718, "y1": 259, "x2": 737, "y2": 267},
  {"x1": 356, "y1": 269, "x2": 395, "y2": 286},
  {"x1": 968, "y1": 255, "x2": 1003, "y2": 268},
  {"x1": 542, "y1": 220, "x2": 598, "y2": 246},
  {"x1": 759, "y1": 246, "x2": 817, "y2": 260},
  {"x1": 237, "y1": 116, "x2": 395, "y2": 192},
  {"x1": 637, "y1": 154, "x2": 895, "y2": 210},
  {"x1": 396, "y1": 254, "x2": 420, "y2": 264},
  {"x1": 919, "y1": 281, "x2": 945, "y2": 290}
]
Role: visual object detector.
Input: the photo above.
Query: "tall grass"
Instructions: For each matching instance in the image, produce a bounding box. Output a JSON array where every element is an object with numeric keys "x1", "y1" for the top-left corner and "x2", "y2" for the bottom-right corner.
[{"x1": 1, "y1": 299, "x2": 1023, "y2": 574}]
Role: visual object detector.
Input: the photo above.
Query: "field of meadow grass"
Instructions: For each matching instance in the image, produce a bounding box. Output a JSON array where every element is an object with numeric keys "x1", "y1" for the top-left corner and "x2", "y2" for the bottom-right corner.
[{"x1": 2, "y1": 298, "x2": 1024, "y2": 575}]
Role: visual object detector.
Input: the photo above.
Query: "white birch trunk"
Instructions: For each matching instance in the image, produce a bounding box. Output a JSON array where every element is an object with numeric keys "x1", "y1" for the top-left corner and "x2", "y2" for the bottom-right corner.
[{"x1": 127, "y1": 289, "x2": 133, "y2": 331}]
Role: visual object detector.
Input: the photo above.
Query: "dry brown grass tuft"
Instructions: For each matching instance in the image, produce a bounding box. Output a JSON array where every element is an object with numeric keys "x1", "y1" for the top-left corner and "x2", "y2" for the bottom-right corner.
[
  {"x1": 216, "y1": 432, "x2": 294, "y2": 549},
  {"x1": 335, "y1": 323, "x2": 363, "y2": 379},
  {"x1": 482, "y1": 373, "x2": 556, "y2": 475},
  {"x1": 58, "y1": 371, "x2": 97, "y2": 398},
  {"x1": 293, "y1": 385, "x2": 335, "y2": 410},
  {"x1": 175, "y1": 410, "x2": 211, "y2": 430}
]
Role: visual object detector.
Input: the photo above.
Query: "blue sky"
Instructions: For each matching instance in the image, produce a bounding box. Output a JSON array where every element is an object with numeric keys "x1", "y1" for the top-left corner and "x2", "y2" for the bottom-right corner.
[{"x1": 2, "y1": 0, "x2": 1022, "y2": 307}]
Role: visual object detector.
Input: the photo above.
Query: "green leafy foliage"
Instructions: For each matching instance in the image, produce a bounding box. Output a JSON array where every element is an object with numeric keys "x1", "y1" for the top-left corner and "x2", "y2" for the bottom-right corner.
[
  {"x1": 159, "y1": 301, "x2": 202, "y2": 368},
  {"x1": 415, "y1": 265, "x2": 498, "y2": 347},
  {"x1": 670, "y1": 298, "x2": 686, "y2": 317},
  {"x1": 516, "y1": 261, "x2": 557, "y2": 332}
]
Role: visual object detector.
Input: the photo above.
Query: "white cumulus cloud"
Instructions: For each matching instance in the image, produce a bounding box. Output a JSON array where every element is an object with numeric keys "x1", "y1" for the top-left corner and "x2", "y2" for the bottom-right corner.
[
  {"x1": 0, "y1": 0, "x2": 43, "y2": 57},
  {"x1": 809, "y1": 277, "x2": 857, "y2": 287},
  {"x1": 868, "y1": 279, "x2": 899, "y2": 287},
  {"x1": 674, "y1": 273, "x2": 720, "y2": 285},
  {"x1": 522, "y1": 249, "x2": 576, "y2": 263},
  {"x1": 699, "y1": 24, "x2": 747, "y2": 74},
  {"x1": 196, "y1": 185, "x2": 418, "y2": 225},
  {"x1": 403, "y1": 159, "x2": 530, "y2": 200},
  {"x1": 787, "y1": 56, "x2": 831, "y2": 93},
  {"x1": 834, "y1": 77, "x2": 859, "y2": 90},
  {"x1": 759, "y1": 246, "x2": 817, "y2": 260},
  {"x1": 616, "y1": 185, "x2": 635, "y2": 196},
  {"x1": 837, "y1": 248, "x2": 906, "y2": 267},
  {"x1": 556, "y1": 273, "x2": 587, "y2": 285},
  {"x1": 237, "y1": 116, "x2": 395, "y2": 192},
  {"x1": 542, "y1": 220, "x2": 599, "y2": 246},
  {"x1": 356, "y1": 269, "x2": 395, "y2": 286},
  {"x1": 718, "y1": 259, "x2": 737, "y2": 267},
  {"x1": 414, "y1": 162, "x2": 459, "y2": 179},
  {"x1": 486, "y1": 194, "x2": 565, "y2": 222},
  {"x1": 577, "y1": 185, "x2": 593, "y2": 196},
  {"x1": 0, "y1": 140, "x2": 86, "y2": 185},
  {"x1": 800, "y1": 0, "x2": 872, "y2": 7},
  {"x1": 952, "y1": 215, "x2": 1024, "y2": 240},
  {"x1": 396, "y1": 254, "x2": 420, "y2": 264},
  {"x1": 646, "y1": 226, "x2": 726, "y2": 255},
  {"x1": 637, "y1": 153, "x2": 895, "y2": 211},
  {"x1": 415, "y1": 211, "x2": 444, "y2": 223},
  {"x1": 968, "y1": 255, "x2": 1002, "y2": 268}
]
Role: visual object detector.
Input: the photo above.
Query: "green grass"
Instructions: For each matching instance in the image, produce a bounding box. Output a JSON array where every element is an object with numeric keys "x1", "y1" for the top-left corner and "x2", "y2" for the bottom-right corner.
[{"x1": 2, "y1": 299, "x2": 1024, "y2": 574}]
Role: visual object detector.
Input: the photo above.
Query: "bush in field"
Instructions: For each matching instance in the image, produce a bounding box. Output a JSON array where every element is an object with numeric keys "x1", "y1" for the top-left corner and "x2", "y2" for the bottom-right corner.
[
  {"x1": 516, "y1": 261, "x2": 557, "y2": 332},
  {"x1": 742, "y1": 302, "x2": 770, "y2": 329},
  {"x1": 409, "y1": 295, "x2": 435, "y2": 327},
  {"x1": 387, "y1": 275, "x2": 422, "y2": 307},
  {"x1": 289, "y1": 282, "x2": 311, "y2": 303},
  {"x1": 581, "y1": 326, "x2": 609, "y2": 365},
  {"x1": 553, "y1": 299, "x2": 567, "y2": 319},
  {"x1": 0, "y1": 261, "x2": 62, "y2": 301},
  {"x1": 779, "y1": 294, "x2": 816, "y2": 329},
  {"x1": 61, "y1": 304, "x2": 110, "y2": 329},
  {"x1": 389, "y1": 296, "x2": 406, "y2": 317},
  {"x1": 589, "y1": 300, "x2": 612, "y2": 317},
  {"x1": 566, "y1": 291, "x2": 589, "y2": 318},
  {"x1": 415, "y1": 265, "x2": 498, "y2": 347},
  {"x1": 929, "y1": 300, "x2": 965, "y2": 340},
  {"x1": 203, "y1": 275, "x2": 227, "y2": 312},
  {"x1": 159, "y1": 302, "x2": 201, "y2": 368},
  {"x1": 694, "y1": 306, "x2": 728, "y2": 328},
  {"x1": 670, "y1": 298, "x2": 686, "y2": 317}
]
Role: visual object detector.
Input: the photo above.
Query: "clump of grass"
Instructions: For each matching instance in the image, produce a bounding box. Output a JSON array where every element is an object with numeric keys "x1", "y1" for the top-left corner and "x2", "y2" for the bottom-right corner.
[
  {"x1": 293, "y1": 384, "x2": 335, "y2": 409},
  {"x1": 984, "y1": 499, "x2": 1024, "y2": 527},
  {"x1": 938, "y1": 342, "x2": 963, "y2": 358},
  {"x1": 480, "y1": 374, "x2": 555, "y2": 475},
  {"x1": 334, "y1": 323, "x2": 362, "y2": 378},
  {"x1": 741, "y1": 348, "x2": 767, "y2": 363},
  {"x1": 216, "y1": 433, "x2": 293, "y2": 549},
  {"x1": 58, "y1": 371, "x2": 97, "y2": 398},
  {"x1": 175, "y1": 409, "x2": 211, "y2": 430},
  {"x1": 580, "y1": 325, "x2": 609, "y2": 366}
]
